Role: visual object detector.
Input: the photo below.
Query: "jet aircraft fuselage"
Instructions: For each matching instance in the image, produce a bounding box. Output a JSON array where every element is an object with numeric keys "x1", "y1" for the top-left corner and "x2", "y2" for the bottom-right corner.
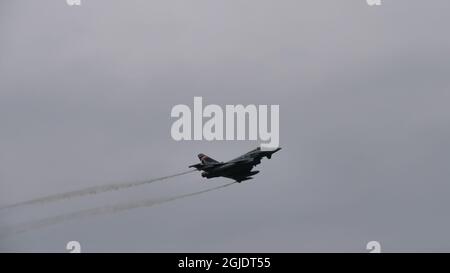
[{"x1": 189, "y1": 147, "x2": 281, "y2": 182}]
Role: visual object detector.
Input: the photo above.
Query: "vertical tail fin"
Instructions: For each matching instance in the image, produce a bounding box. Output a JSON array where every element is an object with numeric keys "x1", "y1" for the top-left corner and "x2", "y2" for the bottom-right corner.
[{"x1": 198, "y1": 154, "x2": 219, "y2": 165}]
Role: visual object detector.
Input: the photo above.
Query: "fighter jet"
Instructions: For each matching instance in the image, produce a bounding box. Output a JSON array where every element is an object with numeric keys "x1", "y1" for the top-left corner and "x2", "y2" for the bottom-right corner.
[{"x1": 189, "y1": 147, "x2": 281, "y2": 182}]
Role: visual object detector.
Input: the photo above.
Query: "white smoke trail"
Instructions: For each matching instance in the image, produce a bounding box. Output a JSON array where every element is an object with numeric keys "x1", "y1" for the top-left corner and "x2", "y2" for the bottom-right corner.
[
  {"x1": 0, "y1": 182, "x2": 236, "y2": 238},
  {"x1": 0, "y1": 170, "x2": 195, "y2": 211}
]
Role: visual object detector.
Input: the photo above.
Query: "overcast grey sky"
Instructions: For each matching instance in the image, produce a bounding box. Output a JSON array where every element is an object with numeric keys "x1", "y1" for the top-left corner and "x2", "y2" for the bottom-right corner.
[{"x1": 1, "y1": 0, "x2": 450, "y2": 252}]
